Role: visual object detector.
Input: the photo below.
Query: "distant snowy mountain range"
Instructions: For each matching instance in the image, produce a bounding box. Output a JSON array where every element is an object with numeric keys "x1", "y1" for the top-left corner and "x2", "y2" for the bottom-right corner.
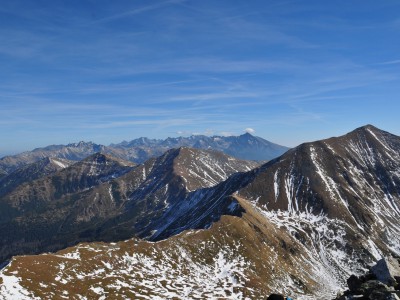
[
  {"x1": 0, "y1": 133, "x2": 288, "y2": 177},
  {"x1": 0, "y1": 125, "x2": 399, "y2": 299}
]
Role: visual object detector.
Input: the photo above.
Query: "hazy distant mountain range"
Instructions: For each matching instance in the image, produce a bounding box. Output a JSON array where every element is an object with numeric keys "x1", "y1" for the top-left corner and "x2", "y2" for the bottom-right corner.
[
  {"x1": 0, "y1": 125, "x2": 399, "y2": 299},
  {"x1": 0, "y1": 133, "x2": 289, "y2": 177}
]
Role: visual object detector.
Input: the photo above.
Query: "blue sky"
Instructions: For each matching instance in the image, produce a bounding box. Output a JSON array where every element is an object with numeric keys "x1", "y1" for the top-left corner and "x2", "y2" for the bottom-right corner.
[{"x1": 1, "y1": 0, "x2": 399, "y2": 156}]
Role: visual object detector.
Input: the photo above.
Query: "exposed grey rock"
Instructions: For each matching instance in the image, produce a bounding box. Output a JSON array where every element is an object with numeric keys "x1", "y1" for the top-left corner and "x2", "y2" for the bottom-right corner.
[
  {"x1": 367, "y1": 290, "x2": 399, "y2": 300},
  {"x1": 335, "y1": 257, "x2": 400, "y2": 300},
  {"x1": 361, "y1": 279, "x2": 389, "y2": 291},
  {"x1": 372, "y1": 257, "x2": 400, "y2": 287}
]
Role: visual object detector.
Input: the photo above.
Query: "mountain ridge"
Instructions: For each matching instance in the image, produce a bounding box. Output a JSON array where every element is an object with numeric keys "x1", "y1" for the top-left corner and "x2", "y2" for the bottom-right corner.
[
  {"x1": 0, "y1": 157, "x2": 73, "y2": 197},
  {"x1": 0, "y1": 133, "x2": 288, "y2": 176},
  {"x1": 125, "y1": 124, "x2": 400, "y2": 296},
  {"x1": 1, "y1": 125, "x2": 399, "y2": 299},
  {"x1": 0, "y1": 148, "x2": 258, "y2": 263}
]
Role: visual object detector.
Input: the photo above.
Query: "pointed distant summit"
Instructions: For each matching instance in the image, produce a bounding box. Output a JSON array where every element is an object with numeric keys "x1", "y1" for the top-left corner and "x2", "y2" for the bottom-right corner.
[
  {"x1": 240, "y1": 132, "x2": 253, "y2": 138},
  {"x1": 223, "y1": 133, "x2": 289, "y2": 161},
  {"x1": 361, "y1": 124, "x2": 377, "y2": 130}
]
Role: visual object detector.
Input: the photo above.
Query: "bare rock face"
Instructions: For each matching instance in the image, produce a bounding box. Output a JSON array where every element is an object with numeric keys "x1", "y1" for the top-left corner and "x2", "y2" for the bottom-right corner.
[
  {"x1": 336, "y1": 257, "x2": 400, "y2": 300},
  {"x1": 372, "y1": 257, "x2": 400, "y2": 287}
]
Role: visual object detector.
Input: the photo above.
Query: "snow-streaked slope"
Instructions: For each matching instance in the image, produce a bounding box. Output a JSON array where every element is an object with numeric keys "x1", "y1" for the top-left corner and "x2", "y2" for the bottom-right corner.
[
  {"x1": 143, "y1": 125, "x2": 400, "y2": 295},
  {"x1": 237, "y1": 125, "x2": 400, "y2": 252},
  {"x1": 0, "y1": 148, "x2": 258, "y2": 264},
  {"x1": 173, "y1": 147, "x2": 258, "y2": 191},
  {"x1": 0, "y1": 209, "x2": 345, "y2": 300}
]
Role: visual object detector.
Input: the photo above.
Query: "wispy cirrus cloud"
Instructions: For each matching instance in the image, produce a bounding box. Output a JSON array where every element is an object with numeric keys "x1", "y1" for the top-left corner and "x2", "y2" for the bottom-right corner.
[
  {"x1": 376, "y1": 59, "x2": 400, "y2": 65},
  {"x1": 90, "y1": 0, "x2": 186, "y2": 24}
]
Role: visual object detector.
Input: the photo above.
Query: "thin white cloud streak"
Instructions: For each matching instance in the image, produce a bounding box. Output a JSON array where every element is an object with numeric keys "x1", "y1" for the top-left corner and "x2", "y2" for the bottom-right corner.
[
  {"x1": 216, "y1": 17, "x2": 317, "y2": 49},
  {"x1": 0, "y1": 2, "x2": 317, "y2": 73},
  {"x1": 90, "y1": 0, "x2": 185, "y2": 24},
  {"x1": 180, "y1": 0, "x2": 316, "y2": 49},
  {"x1": 65, "y1": 58, "x2": 300, "y2": 78},
  {"x1": 1, "y1": 53, "x2": 396, "y2": 109},
  {"x1": 0, "y1": 78, "x2": 210, "y2": 99},
  {"x1": 376, "y1": 59, "x2": 400, "y2": 65},
  {"x1": 169, "y1": 91, "x2": 258, "y2": 102},
  {"x1": 0, "y1": 98, "x2": 269, "y2": 131}
]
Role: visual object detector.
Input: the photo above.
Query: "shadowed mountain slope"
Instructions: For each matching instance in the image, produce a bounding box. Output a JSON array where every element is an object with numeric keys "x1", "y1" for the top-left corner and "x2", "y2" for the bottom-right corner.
[
  {"x1": 0, "y1": 157, "x2": 73, "y2": 197},
  {"x1": 0, "y1": 148, "x2": 258, "y2": 263}
]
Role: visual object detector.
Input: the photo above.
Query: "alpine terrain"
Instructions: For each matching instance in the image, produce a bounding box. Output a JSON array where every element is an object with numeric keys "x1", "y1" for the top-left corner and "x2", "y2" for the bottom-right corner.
[
  {"x1": 0, "y1": 157, "x2": 73, "y2": 197},
  {"x1": 1, "y1": 125, "x2": 399, "y2": 299},
  {"x1": 0, "y1": 133, "x2": 288, "y2": 177},
  {"x1": 0, "y1": 148, "x2": 258, "y2": 264}
]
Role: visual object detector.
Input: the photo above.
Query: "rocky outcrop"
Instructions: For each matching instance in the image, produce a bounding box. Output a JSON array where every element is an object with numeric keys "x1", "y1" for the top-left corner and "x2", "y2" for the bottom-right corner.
[
  {"x1": 372, "y1": 257, "x2": 400, "y2": 287},
  {"x1": 335, "y1": 256, "x2": 400, "y2": 300}
]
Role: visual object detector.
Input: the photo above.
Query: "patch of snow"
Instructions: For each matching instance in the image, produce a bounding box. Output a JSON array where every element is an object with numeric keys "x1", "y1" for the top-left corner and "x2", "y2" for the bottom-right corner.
[
  {"x1": 0, "y1": 263, "x2": 39, "y2": 300},
  {"x1": 366, "y1": 239, "x2": 383, "y2": 260},
  {"x1": 274, "y1": 169, "x2": 280, "y2": 201},
  {"x1": 366, "y1": 129, "x2": 397, "y2": 157},
  {"x1": 310, "y1": 146, "x2": 362, "y2": 230},
  {"x1": 51, "y1": 159, "x2": 68, "y2": 169},
  {"x1": 60, "y1": 250, "x2": 80, "y2": 260},
  {"x1": 90, "y1": 286, "x2": 104, "y2": 295},
  {"x1": 108, "y1": 185, "x2": 114, "y2": 203},
  {"x1": 255, "y1": 203, "x2": 366, "y2": 299}
]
